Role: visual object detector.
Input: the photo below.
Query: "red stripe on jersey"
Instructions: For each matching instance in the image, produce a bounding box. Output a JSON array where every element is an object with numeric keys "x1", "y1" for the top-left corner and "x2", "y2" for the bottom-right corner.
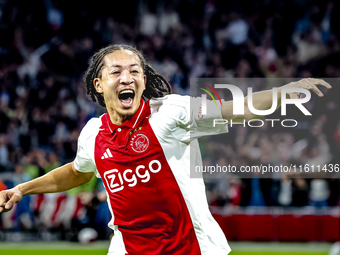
[{"x1": 94, "y1": 100, "x2": 201, "y2": 255}]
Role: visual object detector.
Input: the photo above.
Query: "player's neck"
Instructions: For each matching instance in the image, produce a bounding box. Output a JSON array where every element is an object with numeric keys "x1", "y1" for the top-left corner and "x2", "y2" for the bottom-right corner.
[
  {"x1": 106, "y1": 100, "x2": 142, "y2": 126},
  {"x1": 107, "y1": 109, "x2": 131, "y2": 126}
]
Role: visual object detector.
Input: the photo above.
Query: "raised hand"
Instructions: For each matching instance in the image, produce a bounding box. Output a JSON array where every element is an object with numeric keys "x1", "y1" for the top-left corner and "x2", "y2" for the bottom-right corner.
[{"x1": 283, "y1": 78, "x2": 332, "y2": 99}]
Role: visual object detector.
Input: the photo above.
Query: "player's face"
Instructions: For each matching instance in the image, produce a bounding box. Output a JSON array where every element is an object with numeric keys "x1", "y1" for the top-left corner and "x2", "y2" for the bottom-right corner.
[{"x1": 95, "y1": 50, "x2": 146, "y2": 118}]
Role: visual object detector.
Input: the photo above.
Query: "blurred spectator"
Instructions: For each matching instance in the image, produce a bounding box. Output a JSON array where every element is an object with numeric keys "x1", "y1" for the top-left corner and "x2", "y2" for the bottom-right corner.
[
  {"x1": 225, "y1": 11, "x2": 249, "y2": 46},
  {"x1": 45, "y1": 0, "x2": 64, "y2": 32},
  {"x1": 310, "y1": 179, "x2": 330, "y2": 207},
  {"x1": 294, "y1": 29, "x2": 327, "y2": 64},
  {"x1": 278, "y1": 179, "x2": 293, "y2": 206},
  {"x1": 139, "y1": 9, "x2": 158, "y2": 36},
  {"x1": 291, "y1": 178, "x2": 309, "y2": 206},
  {"x1": 249, "y1": 176, "x2": 266, "y2": 206},
  {"x1": 0, "y1": 134, "x2": 9, "y2": 169},
  {"x1": 159, "y1": 4, "x2": 180, "y2": 36}
]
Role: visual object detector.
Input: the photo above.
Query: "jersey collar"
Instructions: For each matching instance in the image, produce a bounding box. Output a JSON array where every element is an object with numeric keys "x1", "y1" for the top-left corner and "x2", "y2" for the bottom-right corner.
[{"x1": 105, "y1": 98, "x2": 150, "y2": 134}]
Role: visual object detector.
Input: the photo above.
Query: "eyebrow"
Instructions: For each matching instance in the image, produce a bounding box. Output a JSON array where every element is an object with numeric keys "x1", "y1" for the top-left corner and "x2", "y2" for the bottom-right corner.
[{"x1": 109, "y1": 64, "x2": 139, "y2": 68}]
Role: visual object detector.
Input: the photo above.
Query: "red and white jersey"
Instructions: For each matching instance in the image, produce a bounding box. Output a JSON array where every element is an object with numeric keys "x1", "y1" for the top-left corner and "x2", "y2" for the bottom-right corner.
[{"x1": 74, "y1": 94, "x2": 230, "y2": 255}]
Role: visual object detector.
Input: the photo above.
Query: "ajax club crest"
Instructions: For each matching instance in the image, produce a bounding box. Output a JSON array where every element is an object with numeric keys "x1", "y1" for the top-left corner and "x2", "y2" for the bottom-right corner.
[{"x1": 130, "y1": 132, "x2": 150, "y2": 153}]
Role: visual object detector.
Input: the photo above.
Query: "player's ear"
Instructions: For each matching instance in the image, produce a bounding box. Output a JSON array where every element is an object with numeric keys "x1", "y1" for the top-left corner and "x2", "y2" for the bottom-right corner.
[{"x1": 94, "y1": 78, "x2": 103, "y2": 94}]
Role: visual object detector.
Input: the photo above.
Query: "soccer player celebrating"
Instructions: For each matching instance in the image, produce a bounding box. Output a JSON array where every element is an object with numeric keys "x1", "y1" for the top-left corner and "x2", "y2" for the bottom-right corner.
[{"x1": 0, "y1": 45, "x2": 331, "y2": 254}]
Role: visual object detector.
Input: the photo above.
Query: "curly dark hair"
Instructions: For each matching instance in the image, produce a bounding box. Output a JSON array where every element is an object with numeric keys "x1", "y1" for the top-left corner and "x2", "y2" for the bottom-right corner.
[{"x1": 84, "y1": 44, "x2": 172, "y2": 107}]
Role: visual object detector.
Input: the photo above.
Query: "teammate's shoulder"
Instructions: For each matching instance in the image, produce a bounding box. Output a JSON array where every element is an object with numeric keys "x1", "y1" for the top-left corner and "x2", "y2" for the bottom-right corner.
[{"x1": 79, "y1": 116, "x2": 103, "y2": 140}]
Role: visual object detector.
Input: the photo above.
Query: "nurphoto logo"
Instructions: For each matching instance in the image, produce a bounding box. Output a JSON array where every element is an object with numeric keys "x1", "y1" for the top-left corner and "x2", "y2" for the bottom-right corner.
[{"x1": 200, "y1": 84, "x2": 312, "y2": 128}]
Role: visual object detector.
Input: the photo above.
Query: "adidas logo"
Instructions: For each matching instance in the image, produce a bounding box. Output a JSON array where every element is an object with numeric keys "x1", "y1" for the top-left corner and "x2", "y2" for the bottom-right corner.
[{"x1": 101, "y1": 148, "x2": 113, "y2": 159}]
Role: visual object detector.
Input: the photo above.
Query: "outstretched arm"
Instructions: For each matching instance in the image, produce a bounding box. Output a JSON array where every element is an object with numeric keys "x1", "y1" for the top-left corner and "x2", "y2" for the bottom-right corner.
[
  {"x1": 222, "y1": 78, "x2": 332, "y2": 122},
  {"x1": 0, "y1": 162, "x2": 94, "y2": 213}
]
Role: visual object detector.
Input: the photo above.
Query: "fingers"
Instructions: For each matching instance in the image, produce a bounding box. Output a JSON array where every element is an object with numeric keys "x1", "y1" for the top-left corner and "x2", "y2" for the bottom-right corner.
[
  {"x1": 309, "y1": 78, "x2": 332, "y2": 89},
  {"x1": 5, "y1": 194, "x2": 20, "y2": 211},
  {"x1": 0, "y1": 201, "x2": 5, "y2": 208},
  {"x1": 0, "y1": 191, "x2": 8, "y2": 207},
  {"x1": 301, "y1": 78, "x2": 332, "y2": 98},
  {"x1": 301, "y1": 79, "x2": 324, "y2": 97},
  {"x1": 310, "y1": 85, "x2": 323, "y2": 97},
  {"x1": 0, "y1": 191, "x2": 10, "y2": 213},
  {"x1": 0, "y1": 202, "x2": 5, "y2": 213},
  {"x1": 0, "y1": 190, "x2": 19, "y2": 213},
  {"x1": 0, "y1": 204, "x2": 11, "y2": 213}
]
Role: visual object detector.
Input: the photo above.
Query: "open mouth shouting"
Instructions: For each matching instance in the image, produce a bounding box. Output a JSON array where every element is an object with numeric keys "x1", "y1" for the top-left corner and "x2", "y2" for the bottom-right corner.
[{"x1": 118, "y1": 89, "x2": 135, "y2": 107}]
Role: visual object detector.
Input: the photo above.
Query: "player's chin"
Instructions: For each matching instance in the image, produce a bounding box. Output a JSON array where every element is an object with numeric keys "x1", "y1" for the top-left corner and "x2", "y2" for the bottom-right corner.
[{"x1": 118, "y1": 105, "x2": 138, "y2": 117}]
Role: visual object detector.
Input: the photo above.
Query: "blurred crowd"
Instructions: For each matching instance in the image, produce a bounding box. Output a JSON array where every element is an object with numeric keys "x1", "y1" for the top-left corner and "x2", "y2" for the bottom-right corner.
[{"x1": 0, "y1": 0, "x2": 339, "y2": 238}]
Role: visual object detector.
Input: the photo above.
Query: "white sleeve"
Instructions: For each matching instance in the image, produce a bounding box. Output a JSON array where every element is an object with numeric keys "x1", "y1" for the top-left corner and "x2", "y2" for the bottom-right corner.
[
  {"x1": 73, "y1": 118, "x2": 101, "y2": 178},
  {"x1": 74, "y1": 137, "x2": 96, "y2": 173},
  {"x1": 189, "y1": 96, "x2": 228, "y2": 140},
  {"x1": 150, "y1": 95, "x2": 228, "y2": 143}
]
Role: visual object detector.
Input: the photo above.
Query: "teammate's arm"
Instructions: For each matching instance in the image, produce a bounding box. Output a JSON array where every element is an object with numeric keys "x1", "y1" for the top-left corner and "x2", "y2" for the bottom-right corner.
[
  {"x1": 0, "y1": 162, "x2": 94, "y2": 213},
  {"x1": 221, "y1": 78, "x2": 331, "y2": 122}
]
